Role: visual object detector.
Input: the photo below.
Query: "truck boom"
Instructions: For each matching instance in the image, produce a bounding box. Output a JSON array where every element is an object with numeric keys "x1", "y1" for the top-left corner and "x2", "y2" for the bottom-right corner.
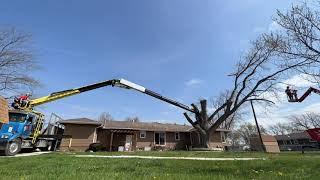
[
  {"x1": 18, "y1": 79, "x2": 195, "y2": 113},
  {"x1": 2, "y1": 78, "x2": 196, "y2": 156}
]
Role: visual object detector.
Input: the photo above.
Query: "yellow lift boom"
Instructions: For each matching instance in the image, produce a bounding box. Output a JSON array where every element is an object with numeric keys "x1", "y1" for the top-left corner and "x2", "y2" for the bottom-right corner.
[{"x1": 14, "y1": 79, "x2": 195, "y2": 112}]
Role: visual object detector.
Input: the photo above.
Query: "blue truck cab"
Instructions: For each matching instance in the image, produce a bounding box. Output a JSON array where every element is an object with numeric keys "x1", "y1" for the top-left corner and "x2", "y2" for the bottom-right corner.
[{"x1": 0, "y1": 110, "x2": 37, "y2": 155}]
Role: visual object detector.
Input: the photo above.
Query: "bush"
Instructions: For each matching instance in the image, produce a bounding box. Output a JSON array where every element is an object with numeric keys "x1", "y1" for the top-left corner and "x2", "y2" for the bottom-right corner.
[{"x1": 86, "y1": 143, "x2": 106, "y2": 152}]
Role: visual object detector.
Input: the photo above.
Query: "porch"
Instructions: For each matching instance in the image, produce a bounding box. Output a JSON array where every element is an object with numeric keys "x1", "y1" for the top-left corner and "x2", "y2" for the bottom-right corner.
[{"x1": 97, "y1": 129, "x2": 139, "y2": 152}]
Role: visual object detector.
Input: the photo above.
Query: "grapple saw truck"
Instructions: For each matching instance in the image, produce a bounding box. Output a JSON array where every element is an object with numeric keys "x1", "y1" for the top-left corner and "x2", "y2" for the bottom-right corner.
[{"x1": 0, "y1": 79, "x2": 196, "y2": 156}]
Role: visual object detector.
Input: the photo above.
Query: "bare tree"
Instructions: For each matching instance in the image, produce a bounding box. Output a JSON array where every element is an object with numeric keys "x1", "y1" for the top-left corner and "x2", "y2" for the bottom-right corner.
[
  {"x1": 268, "y1": 122, "x2": 293, "y2": 135},
  {"x1": 265, "y1": 2, "x2": 320, "y2": 84},
  {"x1": 289, "y1": 112, "x2": 320, "y2": 130},
  {"x1": 226, "y1": 130, "x2": 242, "y2": 147},
  {"x1": 98, "y1": 112, "x2": 113, "y2": 126},
  {"x1": 0, "y1": 28, "x2": 39, "y2": 97},
  {"x1": 209, "y1": 95, "x2": 245, "y2": 130},
  {"x1": 236, "y1": 122, "x2": 267, "y2": 145},
  {"x1": 125, "y1": 116, "x2": 140, "y2": 122},
  {"x1": 183, "y1": 34, "x2": 312, "y2": 148}
]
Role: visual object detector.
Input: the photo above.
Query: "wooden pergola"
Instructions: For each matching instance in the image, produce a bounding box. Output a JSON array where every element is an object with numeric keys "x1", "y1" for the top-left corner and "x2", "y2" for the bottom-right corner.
[{"x1": 109, "y1": 129, "x2": 138, "y2": 152}]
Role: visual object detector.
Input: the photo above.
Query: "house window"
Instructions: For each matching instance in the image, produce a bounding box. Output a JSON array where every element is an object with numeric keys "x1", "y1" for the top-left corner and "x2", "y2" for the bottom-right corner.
[
  {"x1": 175, "y1": 132, "x2": 180, "y2": 141},
  {"x1": 155, "y1": 132, "x2": 165, "y2": 145},
  {"x1": 220, "y1": 132, "x2": 226, "y2": 143},
  {"x1": 140, "y1": 131, "x2": 146, "y2": 138},
  {"x1": 286, "y1": 140, "x2": 292, "y2": 145}
]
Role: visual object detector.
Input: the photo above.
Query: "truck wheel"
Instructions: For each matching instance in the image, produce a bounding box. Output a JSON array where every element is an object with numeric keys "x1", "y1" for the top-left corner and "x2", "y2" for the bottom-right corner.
[{"x1": 5, "y1": 139, "x2": 21, "y2": 156}]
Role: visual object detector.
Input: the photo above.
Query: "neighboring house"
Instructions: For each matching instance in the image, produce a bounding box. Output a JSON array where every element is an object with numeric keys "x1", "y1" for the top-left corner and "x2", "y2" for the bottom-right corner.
[
  {"x1": 59, "y1": 118, "x2": 231, "y2": 151},
  {"x1": 275, "y1": 132, "x2": 320, "y2": 151}
]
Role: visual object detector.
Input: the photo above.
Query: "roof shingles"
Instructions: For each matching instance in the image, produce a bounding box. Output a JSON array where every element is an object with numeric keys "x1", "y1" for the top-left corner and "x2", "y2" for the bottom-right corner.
[{"x1": 59, "y1": 118, "x2": 230, "y2": 132}]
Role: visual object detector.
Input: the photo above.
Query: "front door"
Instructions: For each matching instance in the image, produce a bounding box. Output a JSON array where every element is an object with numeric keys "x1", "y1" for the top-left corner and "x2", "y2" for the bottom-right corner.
[{"x1": 125, "y1": 135, "x2": 132, "y2": 151}]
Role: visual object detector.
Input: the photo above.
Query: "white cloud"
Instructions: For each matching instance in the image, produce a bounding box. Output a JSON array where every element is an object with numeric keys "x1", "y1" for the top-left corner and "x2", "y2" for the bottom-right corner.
[
  {"x1": 268, "y1": 21, "x2": 281, "y2": 32},
  {"x1": 253, "y1": 21, "x2": 282, "y2": 34},
  {"x1": 253, "y1": 27, "x2": 265, "y2": 34},
  {"x1": 297, "y1": 102, "x2": 320, "y2": 114},
  {"x1": 185, "y1": 78, "x2": 204, "y2": 86},
  {"x1": 282, "y1": 74, "x2": 315, "y2": 88}
]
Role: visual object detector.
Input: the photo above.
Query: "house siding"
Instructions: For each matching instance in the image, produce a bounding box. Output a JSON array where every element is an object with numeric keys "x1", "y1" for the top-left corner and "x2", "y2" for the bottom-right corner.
[
  {"x1": 97, "y1": 129, "x2": 111, "y2": 149},
  {"x1": 60, "y1": 124, "x2": 97, "y2": 151},
  {"x1": 209, "y1": 131, "x2": 226, "y2": 148},
  {"x1": 165, "y1": 132, "x2": 190, "y2": 150},
  {"x1": 134, "y1": 131, "x2": 191, "y2": 150},
  {"x1": 250, "y1": 135, "x2": 280, "y2": 153},
  {"x1": 59, "y1": 119, "x2": 230, "y2": 152},
  {"x1": 136, "y1": 131, "x2": 154, "y2": 150}
]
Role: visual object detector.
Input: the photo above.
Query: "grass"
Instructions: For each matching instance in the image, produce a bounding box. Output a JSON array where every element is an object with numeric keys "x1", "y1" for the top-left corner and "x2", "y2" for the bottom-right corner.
[{"x1": 0, "y1": 151, "x2": 319, "y2": 180}]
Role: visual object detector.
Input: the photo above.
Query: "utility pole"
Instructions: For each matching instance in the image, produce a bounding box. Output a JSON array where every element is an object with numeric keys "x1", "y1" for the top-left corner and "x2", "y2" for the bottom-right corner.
[{"x1": 250, "y1": 100, "x2": 266, "y2": 152}]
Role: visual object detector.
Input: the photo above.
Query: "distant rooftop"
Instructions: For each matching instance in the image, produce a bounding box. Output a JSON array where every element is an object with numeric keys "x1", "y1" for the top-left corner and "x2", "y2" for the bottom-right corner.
[
  {"x1": 102, "y1": 120, "x2": 192, "y2": 132},
  {"x1": 274, "y1": 131, "x2": 311, "y2": 140}
]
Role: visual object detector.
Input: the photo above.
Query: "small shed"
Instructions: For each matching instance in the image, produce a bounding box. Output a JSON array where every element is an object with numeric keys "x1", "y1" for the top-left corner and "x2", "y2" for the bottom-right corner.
[
  {"x1": 59, "y1": 118, "x2": 101, "y2": 151},
  {"x1": 250, "y1": 135, "x2": 280, "y2": 153}
]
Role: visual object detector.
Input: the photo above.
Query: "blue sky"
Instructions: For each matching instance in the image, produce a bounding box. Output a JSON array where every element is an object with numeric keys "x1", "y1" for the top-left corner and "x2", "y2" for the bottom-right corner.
[{"x1": 2, "y1": 0, "x2": 315, "y2": 125}]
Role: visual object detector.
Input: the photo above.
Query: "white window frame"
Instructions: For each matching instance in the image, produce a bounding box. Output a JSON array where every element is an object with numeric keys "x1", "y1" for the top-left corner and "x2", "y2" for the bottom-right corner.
[
  {"x1": 140, "y1": 131, "x2": 146, "y2": 139},
  {"x1": 175, "y1": 132, "x2": 180, "y2": 141},
  {"x1": 154, "y1": 132, "x2": 166, "y2": 146}
]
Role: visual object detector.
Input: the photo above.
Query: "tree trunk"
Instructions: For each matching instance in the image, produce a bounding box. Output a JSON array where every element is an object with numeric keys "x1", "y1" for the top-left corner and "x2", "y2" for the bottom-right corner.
[{"x1": 199, "y1": 131, "x2": 211, "y2": 148}]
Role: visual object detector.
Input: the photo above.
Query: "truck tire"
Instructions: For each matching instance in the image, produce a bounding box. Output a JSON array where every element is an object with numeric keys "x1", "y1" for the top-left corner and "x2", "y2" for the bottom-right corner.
[{"x1": 5, "y1": 139, "x2": 21, "y2": 156}]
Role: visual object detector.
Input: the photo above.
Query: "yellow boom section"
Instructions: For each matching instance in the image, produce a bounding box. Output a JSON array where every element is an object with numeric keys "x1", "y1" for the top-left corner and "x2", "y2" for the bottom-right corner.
[
  {"x1": 17, "y1": 79, "x2": 117, "y2": 111},
  {"x1": 30, "y1": 89, "x2": 81, "y2": 107}
]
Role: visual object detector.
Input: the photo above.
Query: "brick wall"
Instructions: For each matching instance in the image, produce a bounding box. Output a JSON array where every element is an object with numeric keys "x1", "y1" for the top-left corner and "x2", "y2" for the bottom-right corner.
[
  {"x1": 135, "y1": 131, "x2": 190, "y2": 150},
  {"x1": 0, "y1": 96, "x2": 9, "y2": 124},
  {"x1": 136, "y1": 131, "x2": 154, "y2": 150}
]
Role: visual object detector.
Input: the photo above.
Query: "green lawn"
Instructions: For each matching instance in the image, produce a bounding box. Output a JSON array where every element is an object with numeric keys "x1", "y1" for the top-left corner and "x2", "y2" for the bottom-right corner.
[{"x1": 0, "y1": 151, "x2": 319, "y2": 180}]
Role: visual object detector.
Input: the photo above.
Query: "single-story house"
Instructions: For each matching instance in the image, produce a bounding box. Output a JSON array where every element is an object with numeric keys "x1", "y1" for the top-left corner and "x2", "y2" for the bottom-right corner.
[
  {"x1": 275, "y1": 131, "x2": 320, "y2": 151},
  {"x1": 59, "y1": 118, "x2": 231, "y2": 151}
]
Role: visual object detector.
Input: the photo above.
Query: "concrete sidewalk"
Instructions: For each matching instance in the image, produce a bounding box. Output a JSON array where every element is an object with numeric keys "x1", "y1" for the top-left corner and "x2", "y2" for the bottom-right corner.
[
  {"x1": 74, "y1": 155, "x2": 266, "y2": 161},
  {"x1": 0, "y1": 151, "x2": 51, "y2": 157}
]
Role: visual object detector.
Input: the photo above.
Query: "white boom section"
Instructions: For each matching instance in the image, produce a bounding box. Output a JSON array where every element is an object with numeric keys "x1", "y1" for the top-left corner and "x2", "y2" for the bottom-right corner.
[{"x1": 119, "y1": 79, "x2": 146, "y2": 92}]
